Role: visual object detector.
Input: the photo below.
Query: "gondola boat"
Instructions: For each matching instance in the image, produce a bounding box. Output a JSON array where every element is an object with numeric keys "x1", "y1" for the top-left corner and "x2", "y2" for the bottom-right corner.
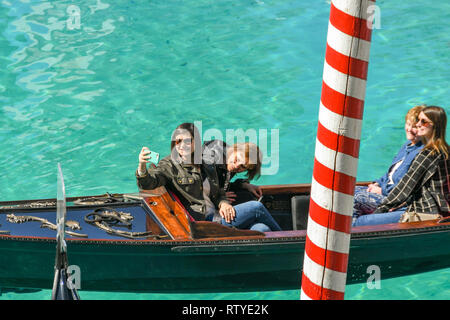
[{"x1": 0, "y1": 182, "x2": 449, "y2": 293}]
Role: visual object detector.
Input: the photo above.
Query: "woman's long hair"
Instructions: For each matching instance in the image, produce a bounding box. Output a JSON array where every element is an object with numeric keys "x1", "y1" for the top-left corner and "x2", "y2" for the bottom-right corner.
[
  {"x1": 170, "y1": 122, "x2": 202, "y2": 165},
  {"x1": 422, "y1": 106, "x2": 449, "y2": 159}
]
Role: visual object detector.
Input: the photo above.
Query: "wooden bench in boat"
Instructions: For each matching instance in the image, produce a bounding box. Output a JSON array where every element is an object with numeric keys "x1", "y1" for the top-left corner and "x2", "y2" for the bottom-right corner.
[{"x1": 141, "y1": 186, "x2": 265, "y2": 240}]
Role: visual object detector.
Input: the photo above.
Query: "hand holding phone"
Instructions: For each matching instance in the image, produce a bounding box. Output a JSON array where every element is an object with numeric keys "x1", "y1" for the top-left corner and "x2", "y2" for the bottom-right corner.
[{"x1": 139, "y1": 147, "x2": 160, "y2": 165}]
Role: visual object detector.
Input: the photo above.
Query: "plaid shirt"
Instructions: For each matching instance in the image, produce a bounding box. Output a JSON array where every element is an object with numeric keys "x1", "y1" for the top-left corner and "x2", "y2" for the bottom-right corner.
[{"x1": 375, "y1": 149, "x2": 450, "y2": 215}]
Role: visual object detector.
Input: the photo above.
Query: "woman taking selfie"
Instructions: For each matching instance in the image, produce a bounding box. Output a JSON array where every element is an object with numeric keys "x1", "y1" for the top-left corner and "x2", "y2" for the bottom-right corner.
[{"x1": 136, "y1": 122, "x2": 220, "y2": 221}]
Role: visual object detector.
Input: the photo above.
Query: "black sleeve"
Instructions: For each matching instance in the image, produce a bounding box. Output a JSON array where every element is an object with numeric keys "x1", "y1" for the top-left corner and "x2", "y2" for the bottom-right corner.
[{"x1": 136, "y1": 158, "x2": 172, "y2": 190}]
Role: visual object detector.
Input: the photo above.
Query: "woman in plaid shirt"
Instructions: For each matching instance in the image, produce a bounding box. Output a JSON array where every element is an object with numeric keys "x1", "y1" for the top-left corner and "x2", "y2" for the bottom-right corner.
[
  {"x1": 354, "y1": 106, "x2": 449, "y2": 226},
  {"x1": 352, "y1": 106, "x2": 424, "y2": 220}
]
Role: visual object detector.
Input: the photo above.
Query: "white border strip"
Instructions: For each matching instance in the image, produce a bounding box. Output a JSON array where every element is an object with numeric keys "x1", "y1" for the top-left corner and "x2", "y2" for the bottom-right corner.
[
  {"x1": 323, "y1": 61, "x2": 367, "y2": 101},
  {"x1": 314, "y1": 139, "x2": 359, "y2": 178},
  {"x1": 306, "y1": 214, "x2": 352, "y2": 253},
  {"x1": 303, "y1": 251, "x2": 348, "y2": 292},
  {"x1": 300, "y1": 289, "x2": 313, "y2": 300},
  {"x1": 332, "y1": 0, "x2": 377, "y2": 20},
  {"x1": 319, "y1": 102, "x2": 363, "y2": 140},
  {"x1": 326, "y1": 22, "x2": 371, "y2": 62},
  {"x1": 310, "y1": 177, "x2": 354, "y2": 217}
]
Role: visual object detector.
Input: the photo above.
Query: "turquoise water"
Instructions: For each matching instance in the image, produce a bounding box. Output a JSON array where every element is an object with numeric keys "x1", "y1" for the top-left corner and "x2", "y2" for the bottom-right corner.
[
  {"x1": 2, "y1": 267, "x2": 450, "y2": 300},
  {"x1": 0, "y1": 0, "x2": 449, "y2": 299}
]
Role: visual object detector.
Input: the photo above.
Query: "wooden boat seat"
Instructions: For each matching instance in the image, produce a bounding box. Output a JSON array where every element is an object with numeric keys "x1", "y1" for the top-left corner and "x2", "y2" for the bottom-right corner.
[
  {"x1": 187, "y1": 221, "x2": 265, "y2": 239},
  {"x1": 168, "y1": 189, "x2": 265, "y2": 239},
  {"x1": 168, "y1": 189, "x2": 264, "y2": 239},
  {"x1": 142, "y1": 186, "x2": 264, "y2": 240},
  {"x1": 291, "y1": 195, "x2": 310, "y2": 230}
]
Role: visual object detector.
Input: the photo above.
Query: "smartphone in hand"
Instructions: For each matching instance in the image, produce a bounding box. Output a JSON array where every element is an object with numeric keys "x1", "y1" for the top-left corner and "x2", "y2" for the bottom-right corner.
[{"x1": 148, "y1": 150, "x2": 160, "y2": 165}]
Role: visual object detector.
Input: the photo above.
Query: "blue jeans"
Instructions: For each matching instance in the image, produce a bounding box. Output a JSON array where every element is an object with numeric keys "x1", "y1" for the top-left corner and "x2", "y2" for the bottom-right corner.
[
  {"x1": 352, "y1": 209, "x2": 405, "y2": 227},
  {"x1": 208, "y1": 201, "x2": 282, "y2": 232}
]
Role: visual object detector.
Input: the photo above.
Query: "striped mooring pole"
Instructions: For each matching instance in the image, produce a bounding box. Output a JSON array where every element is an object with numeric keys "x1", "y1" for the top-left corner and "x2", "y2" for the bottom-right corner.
[{"x1": 301, "y1": 0, "x2": 375, "y2": 300}]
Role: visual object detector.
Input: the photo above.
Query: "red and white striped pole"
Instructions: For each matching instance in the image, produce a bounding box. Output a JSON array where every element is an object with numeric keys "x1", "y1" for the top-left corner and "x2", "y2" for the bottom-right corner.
[{"x1": 301, "y1": 0, "x2": 375, "y2": 300}]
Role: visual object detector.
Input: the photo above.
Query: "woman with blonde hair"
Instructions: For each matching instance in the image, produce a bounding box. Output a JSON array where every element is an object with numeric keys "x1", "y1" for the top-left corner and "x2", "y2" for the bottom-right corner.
[
  {"x1": 203, "y1": 140, "x2": 281, "y2": 232},
  {"x1": 203, "y1": 140, "x2": 263, "y2": 200},
  {"x1": 355, "y1": 106, "x2": 449, "y2": 226},
  {"x1": 352, "y1": 105, "x2": 425, "y2": 223}
]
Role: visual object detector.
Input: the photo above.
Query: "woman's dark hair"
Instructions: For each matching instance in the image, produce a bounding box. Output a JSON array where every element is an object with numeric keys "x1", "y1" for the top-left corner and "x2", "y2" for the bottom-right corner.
[
  {"x1": 170, "y1": 122, "x2": 202, "y2": 164},
  {"x1": 421, "y1": 106, "x2": 449, "y2": 159}
]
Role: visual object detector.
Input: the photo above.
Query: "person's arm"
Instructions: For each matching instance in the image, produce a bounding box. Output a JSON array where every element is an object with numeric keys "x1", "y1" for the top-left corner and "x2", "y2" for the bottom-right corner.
[
  {"x1": 218, "y1": 200, "x2": 234, "y2": 223},
  {"x1": 136, "y1": 151, "x2": 171, "y2": 190},
  {"x1": 214, "y1": 172, "x2": 235, "y2": 222},
  {"x1": 241, "y1": 182, "x2": 263, "y2": 198},
  {"x1": 381, "y1": 182, "x2": 395, "y2": 196},
  {"x1": 215, "y1": 188, "x2": 231, "y2": 210},
  {"x1": 366, "y1": 182, "x2": 383, "y2": 195},
  {"x1": 374, "y1": 151, "x2": 436, "y2": 213},
  {"x1": 375, "y1": 142, "x2": 409, "y2": 196},
  {"x1": 373, "y1": 175, "x2": 388, "y2": 195},
  {"x1": 137, "y1": 146, "x2": 150, "y2": 176}
]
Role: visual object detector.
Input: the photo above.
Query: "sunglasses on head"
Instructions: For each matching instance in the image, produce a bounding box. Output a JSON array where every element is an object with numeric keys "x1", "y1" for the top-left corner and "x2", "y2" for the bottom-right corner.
[{"x1": 175, "y1": 138, "x2": 192, "y2": 145}]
